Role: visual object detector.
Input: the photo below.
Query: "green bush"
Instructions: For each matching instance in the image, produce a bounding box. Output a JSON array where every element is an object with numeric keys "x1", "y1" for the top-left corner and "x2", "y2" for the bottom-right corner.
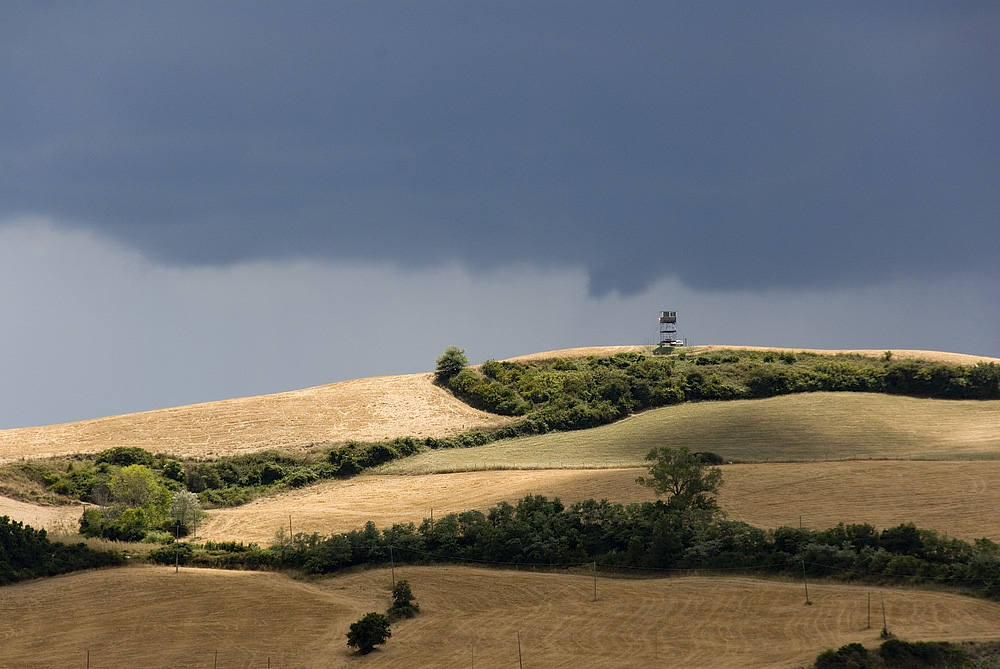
[
  {"x1": 160, "y1": 459, "x2": 185, "y2": 482},
  {"x1": 814, "y1": 643, "x2": 876, "y2": 668},
  {"x1": 347, "y1": 612, "x2": 391, "y2": 654},
  {"x1": 388, "y1": 579, "x2": 420, "y2": 620},
  {"x1": 879, "y1": 639, "x2": 965, "y2": 668},
  {"x1": 96, "y1": 446, "x2": 154, "y2": 468}
]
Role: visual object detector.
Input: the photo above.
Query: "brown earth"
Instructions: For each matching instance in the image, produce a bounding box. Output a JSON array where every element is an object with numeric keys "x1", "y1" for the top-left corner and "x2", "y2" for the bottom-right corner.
[
  {"x1": 2, "y1": 564, "x2": 999, "y2": 668},
  {"x1": 196, "y1": 460, "x2": 1000, "y2": 545},
  {"x1": 0, "y1": 373, "x2": 513, "y2": 464}
]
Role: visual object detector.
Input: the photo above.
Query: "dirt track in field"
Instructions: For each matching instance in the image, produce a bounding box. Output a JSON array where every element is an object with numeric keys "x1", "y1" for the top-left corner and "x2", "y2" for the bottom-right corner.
[
  {"x1": 195, "y1": 460, "x2": 1000, "y2": 545},
  {"x1": 0, "y1": 373, "x2": 513, "y2": 464},
  {"x1": 2, "y1": 564, "x2": 999, "y2": 668}
]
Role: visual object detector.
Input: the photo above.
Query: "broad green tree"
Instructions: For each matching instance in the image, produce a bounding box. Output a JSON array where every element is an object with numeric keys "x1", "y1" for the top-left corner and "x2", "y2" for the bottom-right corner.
[
  {"x1": 347, "y1": 612, "x2": 391, "y2": 654},
  {"x1": 635, "y1": 446, "x2": 723, "y2": 511},
  {"x1": 110, "y1": 464, "x2": 171, "y2": 522}
]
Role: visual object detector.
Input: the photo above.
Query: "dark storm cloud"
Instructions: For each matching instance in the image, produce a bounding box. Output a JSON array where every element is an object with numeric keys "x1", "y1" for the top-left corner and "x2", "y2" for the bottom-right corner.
[{"x1": 3, "y1": 1, "x2": 997, "y2": 295}]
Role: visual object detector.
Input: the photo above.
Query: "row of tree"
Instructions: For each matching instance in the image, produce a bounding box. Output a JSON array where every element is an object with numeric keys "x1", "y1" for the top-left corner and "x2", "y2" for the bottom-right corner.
[
  {"x1": 0, "y1": 516, "x2": 124, "y2": 585},
  {"x1": 436, "y1": 348, "x2": 1000, "y2": 428},
  {"x1": 159, "y1": 449, "x2": 1000, "y2": 600}
]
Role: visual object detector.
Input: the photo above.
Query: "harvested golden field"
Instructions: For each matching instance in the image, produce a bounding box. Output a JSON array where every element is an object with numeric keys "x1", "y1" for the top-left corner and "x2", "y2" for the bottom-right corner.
[
  {"x1": 197, "y1": 460, "x2": 1000, "y2": 545},
  {"x1": 0, "y1": 373, "x2": 512, "y2": 464},
  {"x1": 0, "y1": 496, "x2": 81, "y2": 534},
  {"x1": 2, "y1": 565, "x2": 998, "y2": 669},
  {"x1": 377, "y1": 393, "x2": 1000, "y2": 472}
]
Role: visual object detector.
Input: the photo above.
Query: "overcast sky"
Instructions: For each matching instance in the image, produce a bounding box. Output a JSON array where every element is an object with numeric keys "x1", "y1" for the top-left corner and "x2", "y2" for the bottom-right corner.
[{"x1": 2, "y1": 2, "x2": 997, "y2": 428}]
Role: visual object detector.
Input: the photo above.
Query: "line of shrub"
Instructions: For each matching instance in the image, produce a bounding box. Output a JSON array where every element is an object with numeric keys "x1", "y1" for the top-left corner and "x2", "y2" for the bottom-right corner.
[
  {"x1": 453, "y1": 351, "x2": 1000, "y2": 423},
  {"x1": 816, "y1": 639, "x2": 997, "y2": 668},
  {"x1": 158, "y1": 495, "x2": 1000, "y2": 601},
  {"x1": 0, "y1": 515, "x2": 125, "y2": 585},
  {"x1": 1, "y1": 447, "x2": 341, "y2": 512}
]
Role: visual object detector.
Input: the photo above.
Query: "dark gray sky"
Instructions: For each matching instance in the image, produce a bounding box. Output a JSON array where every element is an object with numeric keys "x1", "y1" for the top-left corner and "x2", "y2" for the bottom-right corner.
[{"x1": 2, "y1": 2, "x2": 998, "y2": 428}]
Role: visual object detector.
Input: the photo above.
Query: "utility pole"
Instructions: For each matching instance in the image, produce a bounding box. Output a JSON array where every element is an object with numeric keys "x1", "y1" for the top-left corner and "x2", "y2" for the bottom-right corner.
[{"x1": 801, "y1": 558, "x2": 811, "y2": 605}]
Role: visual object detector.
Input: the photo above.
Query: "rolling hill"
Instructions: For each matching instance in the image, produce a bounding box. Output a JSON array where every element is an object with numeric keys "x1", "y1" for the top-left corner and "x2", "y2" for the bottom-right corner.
[
  {"x1": 0, "y1": 373, "x2": 512, "y2": 464},
  {"x1": 2, "y1": 345, "x2": 1000, "y2": 668}
]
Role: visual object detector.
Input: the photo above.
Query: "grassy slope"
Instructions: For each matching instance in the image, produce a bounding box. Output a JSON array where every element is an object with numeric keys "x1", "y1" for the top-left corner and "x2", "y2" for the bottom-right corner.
[
  {"x1": 3, "y1": 565, "x2": 1000, "y2": 669},
  {"x1": 377, "y1": 392, "x2": 1000, "y2": 473}
]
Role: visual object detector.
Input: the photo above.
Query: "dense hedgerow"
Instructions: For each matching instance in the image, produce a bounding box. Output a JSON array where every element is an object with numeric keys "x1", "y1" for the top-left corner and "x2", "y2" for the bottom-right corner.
[
  {"x1": 453, "y1": 351, "x2": 1000, "y2": 421},
  {"x1": 2, "y1": 448, "x2": 341, "y2": 511},
  {"x1": 163, "y1": 494, "x2": 1000, "y2": 602},
  {"x1": 816, "y1": 639, "x2": 977, "y2": 668},
  {"x1": 0, "y1": 516, "x2": 124, "y2": 585}
]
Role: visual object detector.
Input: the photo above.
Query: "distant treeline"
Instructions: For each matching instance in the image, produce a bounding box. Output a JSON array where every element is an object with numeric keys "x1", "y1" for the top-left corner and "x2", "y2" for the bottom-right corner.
[
  {"x1": 153, "y1": 495, "x2": 1000, "y2": 601},
  {"x1": 0, "y1": 516, "x2": 124, "y2": 585},
  {"x1": 448, "y1": 350, "x2": 1000, "y2": 425}
]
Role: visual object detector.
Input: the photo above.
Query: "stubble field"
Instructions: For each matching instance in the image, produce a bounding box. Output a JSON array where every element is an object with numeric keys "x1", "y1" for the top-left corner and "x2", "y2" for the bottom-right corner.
[
  {"x1": 198, "y1": 459, "x2": 1000, "y2": 545},
  {"x1": 2, "y1": 565, "x2": 1000, "y2": 669}
]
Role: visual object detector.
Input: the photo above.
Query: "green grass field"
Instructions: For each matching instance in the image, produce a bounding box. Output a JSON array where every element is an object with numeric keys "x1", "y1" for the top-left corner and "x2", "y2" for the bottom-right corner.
[{"x1": 376, "y1": 392, "x2": 1000, "y2": 474}]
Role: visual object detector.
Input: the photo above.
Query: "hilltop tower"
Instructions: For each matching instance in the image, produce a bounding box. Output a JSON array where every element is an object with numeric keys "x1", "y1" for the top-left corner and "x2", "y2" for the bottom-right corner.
[{"x1": 657, "y1": 311, "x2": 685, "y2": 347}]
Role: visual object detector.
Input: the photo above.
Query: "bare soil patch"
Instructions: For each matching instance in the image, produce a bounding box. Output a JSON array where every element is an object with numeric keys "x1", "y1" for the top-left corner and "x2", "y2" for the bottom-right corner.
[
  {"x1": 2, "y1": 565, "x2": 998, "y2": 668},
  {"x1": 197, "y1": 460, "x2": 1000, "y2": 545},
  {"x1": 0, "y1": 373, "x2": 512, "y2": 464}
]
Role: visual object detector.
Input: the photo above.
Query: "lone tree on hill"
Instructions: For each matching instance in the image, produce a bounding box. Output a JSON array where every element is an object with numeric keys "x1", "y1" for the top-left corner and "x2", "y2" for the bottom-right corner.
[
  {"x1": 347, "y1": 612, "x2": 391, "y2": 654},
  {"x1": 435, "y1": 345, "x2": 468, "y2": 382},
  {"x1": 636, "y1": 446, "x2": 723, "y2": 512}
]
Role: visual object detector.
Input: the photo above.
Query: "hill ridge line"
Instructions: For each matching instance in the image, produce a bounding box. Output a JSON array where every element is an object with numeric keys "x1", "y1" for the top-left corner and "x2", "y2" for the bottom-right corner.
[{"x1": 1, "y1": 346, "x2": 995, "y2": 463}]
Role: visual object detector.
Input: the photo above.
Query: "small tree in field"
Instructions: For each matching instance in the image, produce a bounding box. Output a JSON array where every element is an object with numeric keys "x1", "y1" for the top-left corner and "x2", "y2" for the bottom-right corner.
[
  {"x1": 636, "y1": 446, "x2": 723, "y2": 512},
  {"x1": 435, "y1": 346, "x2": 468, "y2": 382},
  {"x1": 388, "y1": 579, "x2": 420, "y2": 620},
  {"x1": 169, "y1": 490, "x2": 206, "y2": 537},
  {"x1": 347, "y1": 612, "x2": 391, "y2": 654}
]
